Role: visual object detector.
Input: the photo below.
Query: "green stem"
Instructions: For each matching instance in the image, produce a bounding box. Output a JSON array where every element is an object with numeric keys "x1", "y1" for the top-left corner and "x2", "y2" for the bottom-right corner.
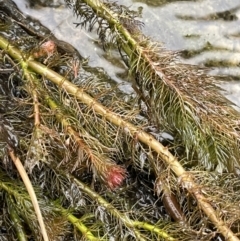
[
  {"x1": 133, "y1": 221, "x2": 175, "y2": 241},
  {"x1": 61, "y1": 209, "x2": 102, "y2": 241},
  {"x1": 7, "y1": 195, "x2": 28, "y2": 241},
  {"x1": 83, "y1": 0, "x2": 137, "y2": 48}
]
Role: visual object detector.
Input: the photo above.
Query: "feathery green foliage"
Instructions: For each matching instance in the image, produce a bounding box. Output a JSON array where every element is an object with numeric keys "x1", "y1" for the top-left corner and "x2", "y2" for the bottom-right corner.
[
  {"x1": 1, "y1": 0, "x2": 240, "y2": 240},
  {"x1": 65, "y1": 0, "x2": 240, "y2": 173}
]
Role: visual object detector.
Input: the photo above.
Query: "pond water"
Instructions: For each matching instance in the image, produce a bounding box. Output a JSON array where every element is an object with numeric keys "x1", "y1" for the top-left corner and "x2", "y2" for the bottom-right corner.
[{"x1": 13, "y1": 0, "x2": 240, "y2": 107}]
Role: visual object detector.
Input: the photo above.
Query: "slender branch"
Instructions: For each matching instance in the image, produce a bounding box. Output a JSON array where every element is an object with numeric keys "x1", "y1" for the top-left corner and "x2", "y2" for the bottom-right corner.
[
  {"x1": 133, "y1": 220, "x2": 175, "y2": 240},
  {"x1": 8, "y1": 148, "x2": 49, "y2": 241},
  {"x1": 60, "y1": 208, "x2": 102, "y2": 241},
  {"x1": 32, "y1": 89, "x2": 41, "y2": 126},
  {"x1": 22, "y1": 69, "x2": 41, "y2": 126},
  {"x1": 7, "y1": 195, "x2": 28, "y2": 241}
]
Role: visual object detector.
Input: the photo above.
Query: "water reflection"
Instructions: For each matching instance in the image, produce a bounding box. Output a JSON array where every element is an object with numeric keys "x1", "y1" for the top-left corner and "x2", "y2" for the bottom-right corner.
[
  {"x1": 129, "y1": 0, "x2": 240, "y2": 106},
  {"x1": 176, "y1": 5, "x2": 239, "y2": 21},
  {"x1": 132, "y1": 0, "x2": 199, "y2": 7},
  {"x1": 176, "y1": 3, "x2": 240, "y2": 70}
]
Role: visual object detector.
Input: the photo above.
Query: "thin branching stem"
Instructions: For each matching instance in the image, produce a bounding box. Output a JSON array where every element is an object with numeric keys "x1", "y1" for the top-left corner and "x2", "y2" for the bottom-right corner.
[
  {"x1": 133, "y1": 220, "x2": 175, "y2": 240},
  {"x1": 60, "y1": 207, "x2": 102, "y2": 241},
  {"x1": 7, "y1": 195, "x2": 28, "y2": 241},
  {"x1": 8, "y1": 148, "x2": 49, "y2": 241},
  {"x1": 22, "y1": 69, "x2": 41, "y2": 126},
  {"x1": 32, "y1": 89, "x2": 41, "y2": 126}
]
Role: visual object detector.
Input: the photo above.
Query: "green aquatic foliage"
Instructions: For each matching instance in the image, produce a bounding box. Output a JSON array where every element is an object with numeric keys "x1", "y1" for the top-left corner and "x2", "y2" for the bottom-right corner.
[
  {"x1": 65, "y1": 0, "x2": 240, "y2": 173},
  {"x1": 0, "y1": 0, "x2": 240, "y2": 240}
]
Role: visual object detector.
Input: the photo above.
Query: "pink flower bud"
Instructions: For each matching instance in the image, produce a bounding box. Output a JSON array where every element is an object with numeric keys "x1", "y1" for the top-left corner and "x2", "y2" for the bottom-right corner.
[{"x1": 106, "y1": 166, "x2": 126, "y2": 190}]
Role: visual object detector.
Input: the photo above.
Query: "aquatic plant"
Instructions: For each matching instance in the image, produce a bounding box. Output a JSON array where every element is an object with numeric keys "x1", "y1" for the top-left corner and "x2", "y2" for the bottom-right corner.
[
  {"x1": 0, "y1": 0, "x2": 240, "y2": 241},
  {"x1": 66, "y1": 0, "x2": 240, "y2": 173}
]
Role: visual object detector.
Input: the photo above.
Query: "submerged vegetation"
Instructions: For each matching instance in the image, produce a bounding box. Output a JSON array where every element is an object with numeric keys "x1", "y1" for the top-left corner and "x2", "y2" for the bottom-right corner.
[{"x1": 0, "y1": 0, "x2": 240, "y2": 240}]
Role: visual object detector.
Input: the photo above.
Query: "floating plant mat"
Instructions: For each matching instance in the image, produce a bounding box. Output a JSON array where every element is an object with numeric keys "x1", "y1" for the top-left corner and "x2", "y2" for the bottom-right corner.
[{"x1": 1, "y1": 0, "x2": 240, "y2": 241}]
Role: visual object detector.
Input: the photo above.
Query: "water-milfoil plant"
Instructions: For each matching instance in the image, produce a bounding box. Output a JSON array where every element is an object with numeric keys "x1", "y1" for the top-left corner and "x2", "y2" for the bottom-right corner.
[
  {"x1": 65, "y1": 0, "x2": 240, "y2": 173},
  {"x1": 1, "y1": 1, "x2": 240, "y2": 240},
  {"x1": 1, "y1": 33, "x2": 240, "y2": 240}
]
